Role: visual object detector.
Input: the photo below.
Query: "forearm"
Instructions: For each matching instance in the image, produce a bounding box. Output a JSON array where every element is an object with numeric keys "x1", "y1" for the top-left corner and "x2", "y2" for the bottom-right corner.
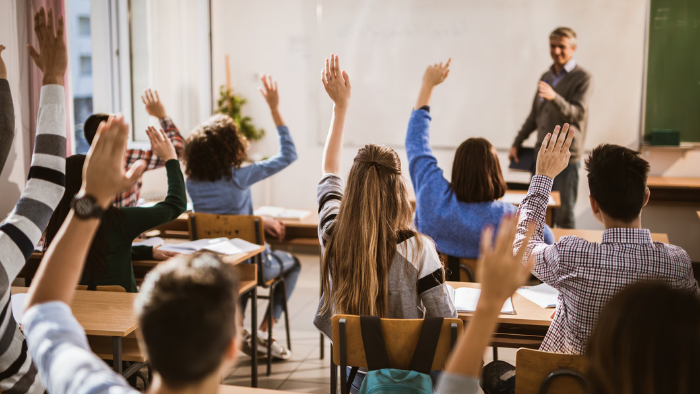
[
  {"x1": 26, "y1": 211, "x2": 100, "y2": 308},
  {"x1": 322, "y1": 105, "x2": 347, "y2": 175},
  {"x1": 513, "y1": 175, "x2": 551, "y2": 258},
  {"x1": 445, "y1": 302, "x2": 501, "y2": 377},
  {"x1": 415, "y1": 84, "x2": 435, "y2": 108},
  {"x1": 0, "y1": 78, "x2": 15, "y2": 172},
  {"x1": 552, "y1": 95, "x2": 585, "y2": 123},
  {"x1": 270, "y1": 108, "x2": 285, "y2": 127}
]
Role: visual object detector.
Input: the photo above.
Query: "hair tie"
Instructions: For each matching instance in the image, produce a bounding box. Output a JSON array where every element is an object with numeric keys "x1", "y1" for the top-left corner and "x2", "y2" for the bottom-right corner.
[{"x1": 354, "y1": 158, "x2": 400, "y2": 175}]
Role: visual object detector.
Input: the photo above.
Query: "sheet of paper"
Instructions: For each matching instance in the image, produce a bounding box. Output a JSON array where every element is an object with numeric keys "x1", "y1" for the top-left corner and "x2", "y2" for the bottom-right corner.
[
  {"x1": 158, "y1": 237, "x2": 230, "y2": 254},
  {"x1": 133, "y1": 237, "x2": 165, "y2": 248},
  {"x1": 502, "y1": 193, "x2": 555, "y2": 206},
  {"x1": 11, "y1": 293, "x2": 27, "y2": 324},
  {"x1": 201, "y1": 238, "x2": 260, "y2": 255},
  {"x1": 447, "y1": 285, "x2": 514, "y2": 314},
  {"x1": 516, "y1": 283, "x2": 559, "y2": 309},
  {"x1": 254, "y1": 206, "x2": 311, "y2": 220}
]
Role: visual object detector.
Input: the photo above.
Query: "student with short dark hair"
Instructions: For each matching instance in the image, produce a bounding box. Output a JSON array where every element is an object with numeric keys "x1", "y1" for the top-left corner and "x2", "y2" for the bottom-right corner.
[
  {"x1": 83, "y1": 89, "x2": 184, "y2": 208},
  {"x1": 184, "y1": 75, "x2": 299, "y2": 360},
  {"x1": 22, "y1": 115, "x2": 241, "y2": 394},
  {"x1": 477, "y1": 124, "x2": 699, "y2": 393},
  {"x1": 406, "y1": 60, "x2": 553, "y2": 262}
]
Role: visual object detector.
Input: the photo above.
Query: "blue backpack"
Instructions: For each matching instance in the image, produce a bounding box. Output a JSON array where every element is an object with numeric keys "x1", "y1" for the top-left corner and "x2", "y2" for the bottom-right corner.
[{"x1": 350, "y1": 316, "x2": 445, "y2": 394}]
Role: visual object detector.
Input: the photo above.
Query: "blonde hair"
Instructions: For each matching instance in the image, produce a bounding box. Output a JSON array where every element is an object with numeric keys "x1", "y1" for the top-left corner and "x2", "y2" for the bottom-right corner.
[
  {"x1": 320, "y1": 144, "x2": 431, "y2": 317},
  {"x1": 550, "y1": 27, "x2": 577, "y2": 46}
]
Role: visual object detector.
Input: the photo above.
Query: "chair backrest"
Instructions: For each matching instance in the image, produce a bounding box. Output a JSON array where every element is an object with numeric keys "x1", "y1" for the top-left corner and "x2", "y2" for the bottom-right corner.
[
  {"x1": 75, "y1": 285, "x2": 127, "y2": 293},
  {"x1": 515, "y1": 348, "x2": 588, "y2": 394},
  {"x1": 440, "y1": 254, "x2": 478, "y2": 282},
  {"x1": 188, "y1": 212, "x2": 265, "y2": 245},
  {"x1": 331, "y1": 315, "x2": 463, "y2": 371}
]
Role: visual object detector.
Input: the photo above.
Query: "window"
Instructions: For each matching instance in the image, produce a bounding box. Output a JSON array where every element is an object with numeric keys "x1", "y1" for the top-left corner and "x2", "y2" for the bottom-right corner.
[
  {"x1": 78, "y1": 16, "x2": 90, "y2": 35},
  {"x1": 79, "y1": 56, "x2": 92, "y2": 75}
]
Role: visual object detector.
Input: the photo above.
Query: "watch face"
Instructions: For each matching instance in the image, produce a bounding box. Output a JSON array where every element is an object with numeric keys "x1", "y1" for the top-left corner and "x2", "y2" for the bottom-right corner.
[{"x1": 75, "y1": 198, "x2": 93, "y2": 216}]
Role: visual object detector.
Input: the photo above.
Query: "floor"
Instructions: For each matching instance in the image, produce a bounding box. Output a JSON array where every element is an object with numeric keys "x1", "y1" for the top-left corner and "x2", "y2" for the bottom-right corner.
[{"x1": 222, "y1": 250, "x2": 517, "y2": 393}]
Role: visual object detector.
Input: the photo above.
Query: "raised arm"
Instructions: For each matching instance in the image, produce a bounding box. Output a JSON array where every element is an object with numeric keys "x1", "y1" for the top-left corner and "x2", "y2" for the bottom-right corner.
[
  {"x1": 513, "y1": 124, "x2": 574, "y2": 282},
  {"x1": 407, "y1": 60, "x2": 451, "y2": 191},
  {"x1": 321, "y1": 54, "x2": 351, "y2": 175},
  {"x1": 25, "y1": 115, "x2": 145, "y2": 308},
  {"x1": 234, "y1": 75, "x2": 297, "y2": 188},
  {"x1": 437, "y1": 215, "x2": 534, "y2": 394},
  {"x1": 0, "y1": 45, "x2": 15, "y2": 173}
]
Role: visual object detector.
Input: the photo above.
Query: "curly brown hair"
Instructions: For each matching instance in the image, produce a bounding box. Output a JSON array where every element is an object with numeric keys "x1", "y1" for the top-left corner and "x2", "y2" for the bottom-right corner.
[{"x1": 184, "y1": 114, "x2": 248, "y2": 182}]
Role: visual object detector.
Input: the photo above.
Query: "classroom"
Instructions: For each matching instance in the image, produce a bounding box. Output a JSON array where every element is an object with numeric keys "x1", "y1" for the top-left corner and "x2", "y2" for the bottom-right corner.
[{"x1": 0, "y1": 0, "x2": 699, "y2": 393}]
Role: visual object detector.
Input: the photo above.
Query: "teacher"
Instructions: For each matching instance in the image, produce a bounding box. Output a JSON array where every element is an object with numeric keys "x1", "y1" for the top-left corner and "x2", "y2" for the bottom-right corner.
[{"x1": 508, "y1": 27, "x2": 592, "y2": 229}]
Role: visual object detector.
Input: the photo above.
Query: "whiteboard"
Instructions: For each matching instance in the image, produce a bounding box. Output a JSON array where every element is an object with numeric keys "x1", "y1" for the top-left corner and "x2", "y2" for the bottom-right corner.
[{"x1": 316, "y1": 0, "x2": 647, "y2": 150}]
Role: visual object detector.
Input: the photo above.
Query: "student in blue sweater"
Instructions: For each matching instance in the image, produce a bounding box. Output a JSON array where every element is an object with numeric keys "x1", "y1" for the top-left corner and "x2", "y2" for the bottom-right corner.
[
  {"x1": 406, "y1": 59, "x2": 554, "y2": 264},
  {"x1": 184, "y1": 74, "x2": 299, "y2": 360}
]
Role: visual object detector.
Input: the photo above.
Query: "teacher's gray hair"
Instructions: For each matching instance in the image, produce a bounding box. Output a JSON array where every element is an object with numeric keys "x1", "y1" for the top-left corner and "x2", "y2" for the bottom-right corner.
[{"x1": 550, "y1": 27, "x2": 577, "y2": 46}]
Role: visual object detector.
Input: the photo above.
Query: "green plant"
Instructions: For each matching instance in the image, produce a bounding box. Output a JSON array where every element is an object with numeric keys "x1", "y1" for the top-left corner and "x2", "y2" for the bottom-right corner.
[{"x1": 215, "y1": 85, "x2": 265, "y2": 142}]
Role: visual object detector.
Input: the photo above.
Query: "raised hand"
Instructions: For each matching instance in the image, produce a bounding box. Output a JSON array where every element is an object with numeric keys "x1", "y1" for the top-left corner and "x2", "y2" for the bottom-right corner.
[
  {"x1": 81, "y1": 116, "x2": 146, "y2": 208},
  {"x1": 477, "y1": 214, "x2": 535, "y2": 306},
  {"x1": 0, "y1": 45, "x2": 7, "y2": 80},
  {"x1": 146, "y1": 125, "x2": 177, "y2": 162},
  {"x1": 27, "y1": 7, "x2": 67, "y2": 86},
  {"x1": 422, "y1": 59, "x2": 451, "y2": 87},
  {"x1": 538, "y1": 81, "x2": 557, "y2": 101},
  {"x1": 259, "y1": 74, "x2": 279, "y2": 110},
  {"x1": 142, "y1": 88, "x2": 167, "y2": 119},
  {"x1": 535, "y1": 123, "x2": 575, "y2": 179},
  {"x1": 321, "y1": 54, "x2": 351, "y2": 109}
]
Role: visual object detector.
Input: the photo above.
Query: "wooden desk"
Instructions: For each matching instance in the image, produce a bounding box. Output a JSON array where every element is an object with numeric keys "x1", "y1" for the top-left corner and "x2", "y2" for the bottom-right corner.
[
  {"x1": 12, "y1": 287, "x2": 141, "y2": 374},
  {"x1": 552, "y1": 229, "x2": 670, "y2": 244},
  {"x1": 449, "y1": 282, "x2": 551, "y2": 349},
  {"x1": 267, "y1": 211, "x2": 320, "y2": 248},
  {"x1": 219, "y1": 386, "x2": 301, "y2": 394},
  {"x1": 646, "y1": 176, "x2": 700, "y2": 205}
]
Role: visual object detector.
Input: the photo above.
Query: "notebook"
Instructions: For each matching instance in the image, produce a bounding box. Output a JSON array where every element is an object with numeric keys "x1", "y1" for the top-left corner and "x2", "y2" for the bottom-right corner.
[
  {"x1": 158, "y1": 238, "x2": 260, "y2": 256},
  {"x1": 11, "y1": 293, "x2": 27, "y2": 324},
  {"x1": 446, "y1": 285, "x2": 514, "y2": 314},
  {"x1": 508, "y1": 147, "x2": 535, "y2": 172},
  {"x1": 516, "y1": 283, "x2": 559, "y2": 309},
  {"x1": 254, "y1": 206, "x2": 310, "y2": 221}
]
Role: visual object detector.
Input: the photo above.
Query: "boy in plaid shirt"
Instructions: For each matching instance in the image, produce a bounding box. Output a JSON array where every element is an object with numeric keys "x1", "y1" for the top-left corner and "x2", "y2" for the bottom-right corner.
[{"x1": 83, "y1": 89, "x2": 184, "y2": 207}]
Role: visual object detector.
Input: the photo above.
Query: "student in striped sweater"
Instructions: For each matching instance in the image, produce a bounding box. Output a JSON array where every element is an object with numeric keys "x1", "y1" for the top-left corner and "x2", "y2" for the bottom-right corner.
[{"x1": 0, "y1": 8, "x2": 67, "y2": 393}]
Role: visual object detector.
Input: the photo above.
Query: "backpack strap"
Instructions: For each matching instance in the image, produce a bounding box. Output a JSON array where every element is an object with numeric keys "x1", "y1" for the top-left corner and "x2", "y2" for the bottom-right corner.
[
  {"x1": 360, "y1": 316, "x2": 392, "y2": 371},
  {"x1": 408, "y1": 317, "x2": 445, "y2": 374}
]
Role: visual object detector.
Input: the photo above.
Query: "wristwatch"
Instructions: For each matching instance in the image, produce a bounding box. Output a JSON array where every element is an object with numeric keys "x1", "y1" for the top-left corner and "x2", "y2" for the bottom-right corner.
[{"x1": 70, "y1": 194, "x2": 105, "y2": 219}]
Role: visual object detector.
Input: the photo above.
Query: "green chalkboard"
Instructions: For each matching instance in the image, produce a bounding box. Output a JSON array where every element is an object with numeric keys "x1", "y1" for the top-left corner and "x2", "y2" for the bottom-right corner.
[{"x1": 644, "y1": 0, "x2": 700, "y2": 142}]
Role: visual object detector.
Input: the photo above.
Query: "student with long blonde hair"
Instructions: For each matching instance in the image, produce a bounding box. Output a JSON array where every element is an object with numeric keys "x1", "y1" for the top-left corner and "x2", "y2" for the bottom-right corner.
[{"x1": 313, "y1": 54, "x2": 457, "y2": 392}]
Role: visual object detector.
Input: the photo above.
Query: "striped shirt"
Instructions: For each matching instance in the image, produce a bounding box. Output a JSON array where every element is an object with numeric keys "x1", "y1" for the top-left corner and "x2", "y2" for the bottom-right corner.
[
  {"x1": 514, "y1": 175, "x2": 699, "y2": 354},
  {"x1": 0, "y1": 84, "x2": 66, "y2": 393}
]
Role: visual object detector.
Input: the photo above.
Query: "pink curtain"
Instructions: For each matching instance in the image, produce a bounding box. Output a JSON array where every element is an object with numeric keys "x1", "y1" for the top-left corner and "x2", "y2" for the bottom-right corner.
[{"x1": 27, "y1": 0, "x2": 72, "y2": 155}]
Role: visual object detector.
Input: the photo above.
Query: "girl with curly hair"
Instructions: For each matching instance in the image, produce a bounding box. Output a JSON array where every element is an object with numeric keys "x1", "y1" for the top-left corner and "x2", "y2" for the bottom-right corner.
[{"x1": 184, "y1": 74, "x2": 299, "y2": 360}]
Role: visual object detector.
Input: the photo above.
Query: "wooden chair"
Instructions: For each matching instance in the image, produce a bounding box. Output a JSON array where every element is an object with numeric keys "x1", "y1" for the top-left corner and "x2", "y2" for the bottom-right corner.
[
  {"x1": 440, "y1": 254, "x2": 477, "y2": 282},
  {"x1": 188, "y1": 212, "x2": 291, "y2": 378},
  {"x1": 515, "y1": 348, "x2": 588, "y2": 394},
  {"x1": 75, "y1": 285, "x2": 127, "y2": 292},
  {"x1": 330, "y1": 315, "x2": 463, "y2": 394}
]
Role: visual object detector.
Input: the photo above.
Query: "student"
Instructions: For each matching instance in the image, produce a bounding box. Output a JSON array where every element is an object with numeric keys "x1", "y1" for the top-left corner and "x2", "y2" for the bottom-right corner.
[
  {"x1": 22, "y1": 115, "x2": 242, "y2": 394},
  {"x1": 184, "y1": 74, "x2": 299, "y2": 359},
  {"x1": 83, "y1": 88, "x2": 184, "y2": 208},
  {"x1": 406, "y1": 60, "x2": 553, "y2": 264},
  {"x1": 0, "y1": 8, "x2": 66, "y2": 393},
  {"x1": 436, "y1": 222, "x2": 700, "y2": 394},
  {"x1": 44, "y1": 126, "x2": 186, "y2": 292},
  {"x1": 314, "y1": 54, "x2": 457, "y2": 393},
  {"x1": 479, "y1": 124, "x2": 699, "y2": 392}
]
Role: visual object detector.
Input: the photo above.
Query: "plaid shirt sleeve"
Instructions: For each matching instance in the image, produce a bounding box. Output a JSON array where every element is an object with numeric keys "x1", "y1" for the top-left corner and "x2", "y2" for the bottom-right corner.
[
  {"x1": 123, "y1": 117, "x2": 184, "y2": 172},
  {"x1": 514, "y1": 174, "x2": 563, "y2": 285}
]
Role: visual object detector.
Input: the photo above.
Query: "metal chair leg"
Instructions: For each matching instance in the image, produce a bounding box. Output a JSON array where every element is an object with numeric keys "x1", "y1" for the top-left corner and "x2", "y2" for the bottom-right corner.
[
  {"x1": 267, "y1": 282, "x2": 275, "y2": 376},
  {"x1": 281, "y1": 279, "x2": 291, "y2": 351},
  {"x1": 493, "y1": 347, "x2": 499, "y2": 361},
  {"x1": 319, "y1": 246, "x2": 325, "y2": 360},
  {"x1": 330, "y1": 344, "x2": 337, "y2": 394}
]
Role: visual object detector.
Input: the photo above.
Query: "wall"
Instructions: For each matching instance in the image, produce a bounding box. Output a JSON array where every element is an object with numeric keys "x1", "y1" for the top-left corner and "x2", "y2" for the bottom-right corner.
[{"x1": 206, "y1": 0, "x2": 698, "y2": 260}]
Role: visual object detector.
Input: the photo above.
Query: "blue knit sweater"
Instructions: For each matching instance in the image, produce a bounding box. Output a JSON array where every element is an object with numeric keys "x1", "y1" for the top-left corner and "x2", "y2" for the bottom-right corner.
[{"x1": 406, "y1": 109, "x2": 554, "y2": 259}]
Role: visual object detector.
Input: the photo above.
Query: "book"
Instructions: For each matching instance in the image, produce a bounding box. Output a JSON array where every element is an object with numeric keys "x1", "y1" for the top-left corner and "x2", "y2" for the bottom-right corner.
[
  {"x1": 254, "y1": 206, "x2": 310, "y2": 221},
  {"x1": 516, "y1": 283, "x2": 559, "y2": 309},
  {"x1": 158, "y1": 238, "x2": 260, "y2": 256},
  {"x1": 446, "y1": 285, "x2": 514, "y2": 314},
  {"x1": 508, "y1": 147, "x2": 535, "y2": 172}
]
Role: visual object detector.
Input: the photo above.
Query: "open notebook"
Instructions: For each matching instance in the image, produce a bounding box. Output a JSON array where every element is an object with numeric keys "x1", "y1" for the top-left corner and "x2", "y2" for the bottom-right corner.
[
  {"x1": 446, "y1": 285, "x2": 514, "y2": 314},
  {"x1": 516, "y1": 283, "x2": 559, "y2": 309},
  {"x1": 157, "y1": 238, "x2": 260, "y2": 256},
  {"x1": 254, "y1": 206, "x2": 310, "y2": 221}
]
